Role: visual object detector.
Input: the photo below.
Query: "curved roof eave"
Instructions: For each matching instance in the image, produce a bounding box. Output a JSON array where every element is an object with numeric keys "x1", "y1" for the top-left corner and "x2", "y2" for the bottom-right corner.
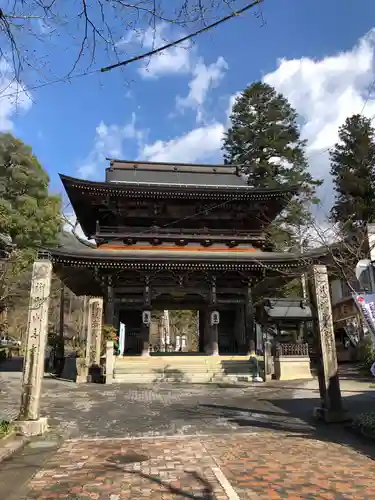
[
  {"x1": 45, "y1": 245, "x2": 309, "y2": 265},
  {"x1": 59, "y1": 173, "x2": 300, "y2": 197}
]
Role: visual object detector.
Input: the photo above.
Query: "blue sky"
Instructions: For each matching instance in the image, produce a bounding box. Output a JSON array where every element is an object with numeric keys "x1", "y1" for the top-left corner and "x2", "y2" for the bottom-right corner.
[{"x1": 2, "y1": 0, "x2": 375, "y2": 214}]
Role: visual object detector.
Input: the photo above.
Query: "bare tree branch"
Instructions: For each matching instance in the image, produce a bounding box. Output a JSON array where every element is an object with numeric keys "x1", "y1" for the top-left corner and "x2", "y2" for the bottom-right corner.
[{"x1": 0, "y1": 0, "x2": 255, "y2": 91}]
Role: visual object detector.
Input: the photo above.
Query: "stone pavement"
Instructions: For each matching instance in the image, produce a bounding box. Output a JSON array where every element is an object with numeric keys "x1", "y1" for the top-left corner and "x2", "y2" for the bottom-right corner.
[
  {"x1": 1, "y1": 360, "x2": 374, "y2": 440},
  {"x1": 0, "y1": 363, "x2": 313, "y2": 439},
  {"x1": 1, "y1": 360, "x2": 375, "y2": 498},
  {"x1": 13, "y1": 432, "x2": 375, "y2": 499}
]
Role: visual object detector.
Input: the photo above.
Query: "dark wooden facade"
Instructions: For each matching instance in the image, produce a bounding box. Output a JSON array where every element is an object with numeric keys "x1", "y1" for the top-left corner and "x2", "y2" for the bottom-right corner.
[{"x1": 48, "y1": 160, "x2": 306, "y2": 355}]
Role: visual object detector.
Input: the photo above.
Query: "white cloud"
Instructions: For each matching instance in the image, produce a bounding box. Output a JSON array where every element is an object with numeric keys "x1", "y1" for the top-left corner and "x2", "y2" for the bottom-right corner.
[
  {"x1": 223, "y1": 28, "x2": 375, "y2": 217},
  {"x1": 262, "y1": 28, "x2": 375, "y2": 205},
  {"x1": 264, "y1": 29, "x2": 375, "y2": 153},
  {"x1": 176, "y1": 56, "x2": 228, "y2": 121},
  {"x1": 84, "y1": 27, "x2": 375, "y2": 202},
  {"x1": 140, "y1": 123, "x2": 225, "y2": 163},
  {"x1": 0, "y1": 59, "x2": 32, "y2": 131},
  {"x1": 120, "y1": 22, "x2": 193, "y2": 79},
  {"x1": 226, "y1": 92, "x2": 241, "y2": 125},
  {"x1": 79, "y1": 112, "x2": 146, "y2": 179}
]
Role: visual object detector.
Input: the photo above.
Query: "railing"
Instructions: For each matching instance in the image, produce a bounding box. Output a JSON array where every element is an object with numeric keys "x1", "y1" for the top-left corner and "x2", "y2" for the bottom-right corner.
[
  {"x1": 96, "y1": 226, "x2": 266, "y2": 242},
  {"x1": 276, "y1": 343, "x2": 310, "y2": 357}
]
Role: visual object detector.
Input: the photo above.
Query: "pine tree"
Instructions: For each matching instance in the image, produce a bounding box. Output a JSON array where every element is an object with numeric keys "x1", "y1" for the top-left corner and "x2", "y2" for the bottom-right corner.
[
  {"x1": 330, "y1": 114, "x2": 375, "y2": 231},
  {"x1": 222, "y1": 82, "x2": 321, "y2": 250}
]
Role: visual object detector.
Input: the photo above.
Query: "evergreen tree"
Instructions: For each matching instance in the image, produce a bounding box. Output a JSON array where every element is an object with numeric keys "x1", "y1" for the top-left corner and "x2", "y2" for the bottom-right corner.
[
  {"x1": 223, "y1": 82, "x2": 321, "y2": 250},
  {"x1": 0, "y1": 133, "x2": 62, "y2": 311},
  {"x1": 330, "y1": 114, "x2": 375, "y2": 231},
  {"x1": 0, "y1": 133, "x2": 62, "y2": 251}
]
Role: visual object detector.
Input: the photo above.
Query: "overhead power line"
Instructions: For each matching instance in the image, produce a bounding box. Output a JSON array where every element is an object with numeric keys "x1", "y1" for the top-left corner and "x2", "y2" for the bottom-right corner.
[
  {"x1": 100, "y1": 0, "x2": 264, "y2": 73},
  {"x1": 0, "y1": 0, "x2": 264, "y2": 100}
]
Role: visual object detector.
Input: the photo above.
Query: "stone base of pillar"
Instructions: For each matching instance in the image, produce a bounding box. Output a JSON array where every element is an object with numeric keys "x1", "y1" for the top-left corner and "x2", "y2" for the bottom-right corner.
[
  {"x1": 204, "y1": 345, "x2": 219, "y2": 355},
  {"x1": 141, "y1": 349, "x2": 150, "y2": 356},
  {"x1": 211, "y1": 343, "x2": 219, "y2": 356},
  {"x1": 15, "y1": 417, "x2": 48, "y2": 437},
  {"x1": 313, "y1": 407, "x2": 351, "y2": 423}
]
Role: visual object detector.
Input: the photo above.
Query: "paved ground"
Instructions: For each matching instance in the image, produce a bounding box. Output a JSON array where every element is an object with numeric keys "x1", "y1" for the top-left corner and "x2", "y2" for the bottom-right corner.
[
  {"x1": 1, "y1": 359, "x2": 375, "y2": 499},
  {"x1": 6, "y1": 432, "x2": 375, "y2": 499}
]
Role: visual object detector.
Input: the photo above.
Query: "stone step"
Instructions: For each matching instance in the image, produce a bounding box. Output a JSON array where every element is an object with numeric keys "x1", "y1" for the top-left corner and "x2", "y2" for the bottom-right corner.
[
  {"x1": 114, "y1": 361, "x2": 253, "y2": 369},
  {"x1": 113, "y1": 372, "x2": 257, "y2": 384},
  {"x1": 112, "y1": 356, "x2": 260, "y2": 383},
  {"x1": 114, "y1": 367, "x2": 254, "y2": 375},
  {"x1": 114, "y1": 362, "x2": 255, "y2": 374},
  {"x1": 114, "y1": 360, "x2": 253, "y2": 367}
]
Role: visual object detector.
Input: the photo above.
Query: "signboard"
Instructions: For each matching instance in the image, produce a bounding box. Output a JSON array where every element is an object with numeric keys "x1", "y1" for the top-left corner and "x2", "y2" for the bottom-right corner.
[
  {"x1": 332, "y1": 298, "x2": 358, "y2": 323},
  {"x1": 119, "y1": 322, "x2": 125, "y2": 356},
  {"x1": 353, "y1": 293, "x2": 375, "y2": 347}
]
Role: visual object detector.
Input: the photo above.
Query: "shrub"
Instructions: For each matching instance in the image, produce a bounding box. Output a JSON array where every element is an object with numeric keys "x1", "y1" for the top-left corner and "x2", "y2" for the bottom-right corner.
[
  {"x1": 358, "y1": 337, "x2": 375, "y2": 373},
  {"x1": 101, "y1": 324, "x2": 119, "y2": 355},
  {"x1": 352, "y1": 412, "x2": 375, "y2": 437},
  {"x1": 0, "y1": 348, "x2": 8, "y2": 362},
  {"x1": 0, "y1": 420, "x2": 13, "y2": 438}
]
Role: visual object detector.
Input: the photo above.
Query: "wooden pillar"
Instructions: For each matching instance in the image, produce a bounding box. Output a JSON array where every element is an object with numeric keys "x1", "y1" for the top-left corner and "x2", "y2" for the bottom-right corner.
[
  {"x1": 203, "y1": 309, "x2": 211, "y2": 354},
  {"x1": 208, "y1": 276, "x2": 219, "y2": 355},
  {"x1": 141, "y1": 275, "x2": 151, "y2": 356},
  {"x1": 198, "y1": 310, "x2": 205, "y2": 353},
  {"x1": 55, "y1": 283, "x2": 65, "y2": 376},
  {"x1": 16, "y1": 257, "x2": 52, "y2": 435},
  {"x1": 104, "y1": 275, "x2": 115, "y2": 325},
  {"x1": 309, "y1": 265, "x2": 347, "y2": 422},
  {"x1": 245, "y1": 280, "x2": 255, "y2": 355},
  {"x1": 236, "y1": 304, "x2": 247, "y2": 354}
]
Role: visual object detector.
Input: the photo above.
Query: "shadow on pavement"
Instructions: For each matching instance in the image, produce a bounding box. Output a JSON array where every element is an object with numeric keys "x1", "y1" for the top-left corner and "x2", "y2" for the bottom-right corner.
[
  {"x1": 5, "y1": 455, "x2": 215, "y2": 500},
  {"x1": 0, "y1": 357, "x2": 23, "y2": 373},
  {"x1": 195, "y1": 391, "x2": 375, "y2": 460}
]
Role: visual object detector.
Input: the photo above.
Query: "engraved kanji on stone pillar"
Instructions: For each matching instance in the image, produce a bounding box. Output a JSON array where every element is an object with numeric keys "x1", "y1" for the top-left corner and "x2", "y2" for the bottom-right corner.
[
  {"x1": 312, "y1": 265, "x2": 337, "y2": 381},
  {"x1": 311, "y1": 265, "x2": 346, "y2": 422},
  {"x1": 86, "y1": 297, "x2": 103, "y2": 366},
  {"x1": 17, "y1": 258, "x2": 52, "y2": 431}
]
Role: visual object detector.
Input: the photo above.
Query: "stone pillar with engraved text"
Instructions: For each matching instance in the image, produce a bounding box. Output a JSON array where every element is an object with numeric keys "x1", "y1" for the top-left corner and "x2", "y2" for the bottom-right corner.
[
  {"x1": 86, "y1": 297, "x2": 104, "y2": 366},
  {"x1": 310, "y1": 265, "x2": 347, "y2": 422},
  {"x1": 17, "y1": 257, "x2": 52, "y2": 435}
]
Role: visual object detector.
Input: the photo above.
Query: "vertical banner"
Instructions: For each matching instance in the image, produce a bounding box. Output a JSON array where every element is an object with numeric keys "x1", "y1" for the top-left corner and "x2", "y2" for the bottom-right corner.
[
  {"x1": 119, "y1": 322, "x2": 125, "y2": 356},
  {"x1": 353, "y1": 293, "x2": 375, "y2": 347}
]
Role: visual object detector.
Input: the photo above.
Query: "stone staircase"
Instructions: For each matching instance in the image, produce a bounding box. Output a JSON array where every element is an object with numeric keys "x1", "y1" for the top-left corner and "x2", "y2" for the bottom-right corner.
[{"x1": 113, "y1": 355, "x2": 260, "y2": 384}]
